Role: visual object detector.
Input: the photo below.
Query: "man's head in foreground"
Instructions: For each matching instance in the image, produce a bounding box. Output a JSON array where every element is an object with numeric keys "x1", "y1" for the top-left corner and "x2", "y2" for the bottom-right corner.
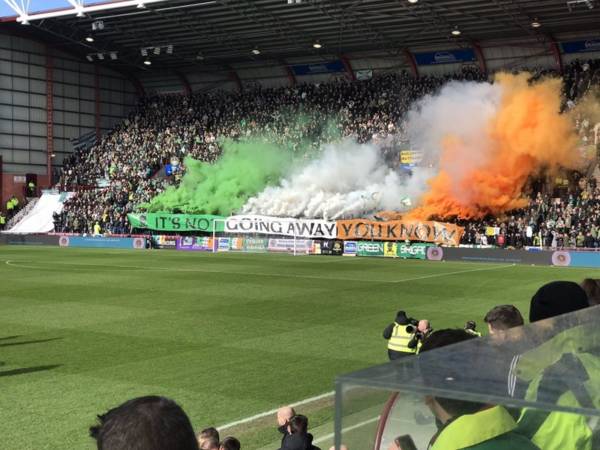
[
  {"x1": 198, "y1": 428, "x2": 220, "y2": 450},
  {"x1": 484, "y1": 305, "x2": 524, "y2": 335},
  {"x1": 90, "y1": 395, "x2": 199, "y2": 450},
  {"x1": 530, "y1": 280, "x2": 589, "y2": 322},
  {"x1": 419, "y1": 329, "x2": 480, "y2": 424}
]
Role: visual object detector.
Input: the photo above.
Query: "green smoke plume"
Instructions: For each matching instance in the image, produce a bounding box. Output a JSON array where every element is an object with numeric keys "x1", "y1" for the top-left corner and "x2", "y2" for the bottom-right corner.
[
  {"x1": 143, "y1": 138, "x2": 292, "y2": 215},
  {"x1": 142, "y1": 110, "x2": 345, "y2": 215}
]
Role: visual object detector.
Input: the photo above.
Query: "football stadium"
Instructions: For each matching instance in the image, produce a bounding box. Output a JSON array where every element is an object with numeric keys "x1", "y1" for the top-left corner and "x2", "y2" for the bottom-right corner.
[{"x1": 1, "y1": 1, "x2": 600, "y2": 449}]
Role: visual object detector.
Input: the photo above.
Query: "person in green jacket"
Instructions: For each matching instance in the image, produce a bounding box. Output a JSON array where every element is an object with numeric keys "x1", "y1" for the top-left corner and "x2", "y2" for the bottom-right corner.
[
  {"x1": 420, "y1": 329, "x2": 540, "y2": 450},
  {"x1": 514, "y1": 281, "x2": 598, "y2": 450}
]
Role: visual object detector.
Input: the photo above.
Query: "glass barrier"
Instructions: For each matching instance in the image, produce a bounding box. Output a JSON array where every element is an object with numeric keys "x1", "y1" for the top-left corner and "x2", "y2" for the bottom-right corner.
[{"x1": 335, "y1": 305, "x2": 600, "y2": 450}]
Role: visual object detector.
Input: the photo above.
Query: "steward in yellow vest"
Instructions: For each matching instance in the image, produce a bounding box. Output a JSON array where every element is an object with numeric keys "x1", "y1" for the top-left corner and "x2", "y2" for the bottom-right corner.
[
  {"x1": 421, "y1": 329, "x2": 540, "y2": 450},
  {"x1": 383, "y1": 310, "x2": 418, "y2": 360}
]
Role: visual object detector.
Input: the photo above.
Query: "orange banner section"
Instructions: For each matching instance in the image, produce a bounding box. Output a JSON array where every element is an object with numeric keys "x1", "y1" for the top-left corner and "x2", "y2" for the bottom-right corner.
[{"x1": 336, "y1": 220, "x2": 464, "y2": 246}]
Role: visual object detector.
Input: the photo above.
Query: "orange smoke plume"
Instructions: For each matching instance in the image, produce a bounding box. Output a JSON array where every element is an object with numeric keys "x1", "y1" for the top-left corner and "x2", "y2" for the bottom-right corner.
[{"x1": 408, "y1": 73, "x2": 582, "y2": 220}]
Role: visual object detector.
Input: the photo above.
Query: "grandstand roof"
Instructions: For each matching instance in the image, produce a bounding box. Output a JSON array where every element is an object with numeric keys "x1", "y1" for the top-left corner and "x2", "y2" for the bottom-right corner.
[{"x1": 2, "y1": 0, "x2": 600, "y2": 75}]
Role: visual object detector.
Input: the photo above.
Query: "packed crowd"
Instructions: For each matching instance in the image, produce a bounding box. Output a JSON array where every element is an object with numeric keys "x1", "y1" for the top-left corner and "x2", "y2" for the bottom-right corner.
[
  {"x1": 54, "y1": 59, "x2": 599, "y2": 241},
  {"x1": 55, "y1": 67, "x2": 485, "y2": 234},
  {"x1": 89, "y1": 276, "x2": 600, "y2": 450},
  {"x1": 459, "y1": 175, "x2": 600, "y2": 248}
]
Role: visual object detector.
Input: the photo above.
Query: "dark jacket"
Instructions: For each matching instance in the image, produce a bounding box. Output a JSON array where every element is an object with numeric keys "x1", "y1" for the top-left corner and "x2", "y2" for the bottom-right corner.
[{"x1": 278, "y1": 429, "x2": 319, "y2": 450}]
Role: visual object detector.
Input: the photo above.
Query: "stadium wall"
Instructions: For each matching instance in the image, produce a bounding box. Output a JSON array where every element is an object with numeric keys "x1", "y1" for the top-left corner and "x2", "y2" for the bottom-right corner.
[{"x1": 0, "y1": 31, "x2": 138, "y2": 207}]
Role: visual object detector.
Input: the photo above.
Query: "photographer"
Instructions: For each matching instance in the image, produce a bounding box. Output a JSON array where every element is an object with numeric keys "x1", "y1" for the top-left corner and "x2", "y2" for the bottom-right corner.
[
  {"x1": 383, "y1": 311, "x2": 419, "y2": 360},
  {"x1": 464, "y1": 321, "x2": 482, "y2": 337},
  {"x1": 408, "y1": 320, "x2": 433, "y2": 353}
]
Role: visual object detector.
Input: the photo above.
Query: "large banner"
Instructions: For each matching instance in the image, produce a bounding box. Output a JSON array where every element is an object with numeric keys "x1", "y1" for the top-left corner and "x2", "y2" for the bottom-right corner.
[
  {"x1": 128, "y1": 213, "x2": 224, "y2": 232},
  {"x1": 336, "y1": 220, "x2": 464, "y2": 246},
  {"x1": 225, "y1": 215, "x2": 337, "y2": 239}
]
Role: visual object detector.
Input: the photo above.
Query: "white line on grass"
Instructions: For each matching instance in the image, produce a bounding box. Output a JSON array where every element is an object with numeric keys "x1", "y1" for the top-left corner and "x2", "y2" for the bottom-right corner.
[
  {"x1": 3, "y1": 260, "x2": 514, "y2": 285},
  {"x1": 391, "y1": 263, "x2": 514, "y2": 283},
  {"x1": 313, "y1": 416, "x2": 381, "y2": 445},
  {"x1": 217, "y1": 391, "x2": 335, "y2": 431}
]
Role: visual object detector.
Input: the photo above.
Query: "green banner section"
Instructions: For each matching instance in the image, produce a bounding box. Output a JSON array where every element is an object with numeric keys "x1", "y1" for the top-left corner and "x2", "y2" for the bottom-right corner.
[
  {"x1": 357, "y1": 241, "x2": 384, "y2": 257},
  {"x1": 128, "y1": 213, "x2": 224, "y2": 232},
  {"x1": 397, "y1": 243, "x2": 435, "y2": 259},
  {"x1": 356, "y1": 241, "x2": 435, "y2": 258}
]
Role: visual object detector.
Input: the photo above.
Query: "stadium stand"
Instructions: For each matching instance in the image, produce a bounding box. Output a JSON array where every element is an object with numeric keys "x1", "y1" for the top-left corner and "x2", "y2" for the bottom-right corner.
[
  {"x1": 54, "y1": 61, "x2": 600, "y2": 246},
  {"x1": 2, "y1": 1, "x2": 600, "y2": 449}
]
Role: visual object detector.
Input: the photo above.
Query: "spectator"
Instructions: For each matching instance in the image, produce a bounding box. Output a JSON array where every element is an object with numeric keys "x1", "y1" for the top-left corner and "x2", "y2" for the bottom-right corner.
[
  {"x1": 408, "y1": 319, "x2": 433, "y2": 351},
  {"x1": 219, "y1": 437, "x2": 241, "y2": 450},
  {"x1": 89, "y1": 395, "x2": 199, "y2": 450},
  {"x1": 512, "y1": 281, "x2": 594, "y2": 450},
  {"x1": 383, "y1": 311, "x2": 419, "y2": 360},
  {"x1": 198, "y1": 427, "x2": 220, "y2": 450},
  {"x1": 581, "y1": 278, "x2": 600, "y2": 306},
  {"x1": 277, "y1": 406, "x2": 296, "y2": 446},
  {"x1": 464, "y1": 320, "x2": 482, "y2": 337},
  {"x1": 528, "y1": 281, "x2": 589, "y2": 323},
  {"x1": 483, "y1": 305, "x2": 525, "y2": 335},
  {"x1": 419, "y1": 329, "x2": 539, "y2": 450},
  {"x1": 278, "y1": 415, "x2": 319, "y2": 450}
]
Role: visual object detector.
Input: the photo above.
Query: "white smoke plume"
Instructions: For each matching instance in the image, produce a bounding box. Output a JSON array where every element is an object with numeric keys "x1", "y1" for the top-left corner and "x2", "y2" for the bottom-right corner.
[
  {"x1": 241, "y1": 140, "x2": 434, "y2": 220},
  {"x1": 241, "y1": 80, "x2": 507, "y2": 220},
  {"x1": 405, "y1": 80, "x2": 502, "y2": 176}
]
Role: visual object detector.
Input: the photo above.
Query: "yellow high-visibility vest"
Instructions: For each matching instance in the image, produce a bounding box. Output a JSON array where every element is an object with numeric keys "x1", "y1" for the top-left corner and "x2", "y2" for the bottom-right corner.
[{"x1": 388, "y1": 323, "x2": 417, "y2": 354}]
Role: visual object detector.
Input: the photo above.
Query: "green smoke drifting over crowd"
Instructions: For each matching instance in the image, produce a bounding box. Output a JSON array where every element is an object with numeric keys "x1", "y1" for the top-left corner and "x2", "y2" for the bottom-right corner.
[{"x1": 144, "y1": 138, "x2": 292, "y2": 215}]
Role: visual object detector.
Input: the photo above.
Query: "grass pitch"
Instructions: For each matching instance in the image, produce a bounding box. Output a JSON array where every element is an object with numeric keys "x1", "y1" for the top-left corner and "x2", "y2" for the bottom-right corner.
[{"x1": 0, "y1": 246, "x2": 595, "y2": 449}]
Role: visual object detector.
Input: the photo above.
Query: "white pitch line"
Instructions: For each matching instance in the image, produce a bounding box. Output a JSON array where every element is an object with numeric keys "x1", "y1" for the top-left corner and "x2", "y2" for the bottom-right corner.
[
  {"x1": 391, "y1": 263, "x2": 514, "y2": 283},
  {"x1": 313, "y1": 416, "x2": 380, "y2": 445},
  {"x1": 217, "y1": 391, "x2": 335, "y2": 431},
  {"x1": 3, "y1": 260, "x2": 515, "y2": 285}
]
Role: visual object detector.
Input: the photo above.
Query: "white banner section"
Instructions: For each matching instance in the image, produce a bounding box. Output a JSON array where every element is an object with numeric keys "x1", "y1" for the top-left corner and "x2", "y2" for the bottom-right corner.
[{"x1": 225, "y1": 215, "x2": 337, "y2": 239}]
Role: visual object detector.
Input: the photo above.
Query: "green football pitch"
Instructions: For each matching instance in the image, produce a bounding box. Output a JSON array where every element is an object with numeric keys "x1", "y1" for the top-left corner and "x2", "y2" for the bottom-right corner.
[{"x1": 0, "y1": 246, "x2": 595, "y2": 449}]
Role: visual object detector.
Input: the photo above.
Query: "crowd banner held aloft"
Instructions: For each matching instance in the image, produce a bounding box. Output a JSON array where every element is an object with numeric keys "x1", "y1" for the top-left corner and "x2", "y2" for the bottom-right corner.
[
  {"x1": 128, "y1": 213, "x2": 224, "y2": 232},
  {"x1": 336, "y1": 219, "x2": 464, "y2": 246},
  {"x1": 397, "y1": 243, "x2": 434, "y2": 260},
  {"x1": 225, "y1": 215, "x2": 337, "y2": 239}
]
